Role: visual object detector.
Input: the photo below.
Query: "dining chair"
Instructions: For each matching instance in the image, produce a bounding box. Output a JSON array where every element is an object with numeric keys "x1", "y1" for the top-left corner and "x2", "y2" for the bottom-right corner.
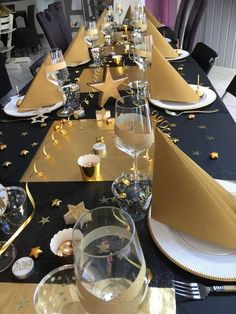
[
  {"x1": 174, "y1": 0, "x2": 191, "y2": 44},
  {"x1": 0, "y1": 53, "x2": 12, "y2": 100},
  {"x1": 182, "y1": 0, "x2": 208, "y2": 52},
  {"x1": 36, "y1": 9, "x2": 68, "y2": 53},
  {"x1": 48, "y1": 2, "x2": 72, "y2": 46},
  {"x1": 221, "y1": 75, "x2": 236, "y2": 99},
  {"x1": 191, "y1": 42, "x2": 218, "y2": 75},
  {"x1": 29, "y1": 55, "x2": 44, "y2": 77}
]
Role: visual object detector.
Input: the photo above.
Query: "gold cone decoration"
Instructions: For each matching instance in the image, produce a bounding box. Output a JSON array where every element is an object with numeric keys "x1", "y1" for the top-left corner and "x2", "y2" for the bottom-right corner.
[
  {"x1": 64, "y1": 25, "x2": 90, "y2": 65},
  {"x1": 149, "y1": 45, "x2": 199, "y2": 102},
  {"x1": 88, "y1": 66, "x2": 127, "y2": 107},
  {"x1": 147, "y1": 20, "x2": 178, "y2": 58},
  {"x1": 124, "y1": 5, "x2": 132, "y2": 20},
  {"x1": 151, "y1": 127, "x2": 236, "y2": 250},
  {"x1": 18, "y1": 55, "x2": 62, "y2": 112},
  {"x1": 144, "y1": 6, "x2": 162, "y2": 28}
]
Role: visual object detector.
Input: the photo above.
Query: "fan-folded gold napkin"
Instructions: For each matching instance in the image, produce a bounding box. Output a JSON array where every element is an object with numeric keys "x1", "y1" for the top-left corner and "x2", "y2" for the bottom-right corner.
[
  {"x1": 64, "y1": 25, "x2": 90, "y2": 65},
  {"x1": 149, "y1": 45, "x2": 199, "y2": 102},
  {"x1": 144, "y1": 7, "x2": 162, "y2": 28},
  {"x1": 151, "y1": 128, "x2": 236, "y2": 250},
  {"x1": 18, "y1": 56, "x2": 62, "y2": 112},
  {"x1": 147, "y1": 20, "x2": 178, "y2": 59},
  {"x1": 124, "y1": 5, "x2": 132, "y2": 20}
]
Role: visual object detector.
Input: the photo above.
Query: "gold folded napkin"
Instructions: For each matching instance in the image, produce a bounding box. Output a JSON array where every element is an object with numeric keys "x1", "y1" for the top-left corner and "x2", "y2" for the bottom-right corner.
[
  {"x1": 64, "y1": 25, "x2": 90, "y2": 65},
  {"x1": 151, "y1": 127, "x2": 236, "y2": 250},
  {"x1": 124, "y1": 5, "x2": 132, "y2": 20},
  {"x1": 147, "y1": 20, "x2": 178, "y2": 59},
  {"x1": 18, "y1": 56, "x2": 62, "y2": 112},
  {"x1": 149, "y1": 45, "x2": 199, "y2": 102},
  {"x1": 144, "y1": 7, "x2": 162, "y2": 28}
]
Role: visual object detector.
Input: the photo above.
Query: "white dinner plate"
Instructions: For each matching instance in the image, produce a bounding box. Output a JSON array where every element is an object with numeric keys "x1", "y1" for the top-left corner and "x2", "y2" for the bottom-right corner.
[
  {"x1": 4, "y1": 96, "x2": 63, "y2": 117},
  {"x1": 149, "y1": 84, "x2": 217, "y2": 111},
  {"x1": 148, "y1": 179, "x2": 236, "y2": 281},
  {"x1": 66, "y1": 58, "x2": 91, "y2": 68},
  {"x1": 166, "y1": 49, "x2": 190, "y2": 61}
]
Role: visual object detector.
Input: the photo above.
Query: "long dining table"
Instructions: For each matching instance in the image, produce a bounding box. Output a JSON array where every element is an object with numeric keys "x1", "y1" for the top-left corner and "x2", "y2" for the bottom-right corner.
[{"x1": 1, "y1": 32, "x2": 236, "y2": 313}]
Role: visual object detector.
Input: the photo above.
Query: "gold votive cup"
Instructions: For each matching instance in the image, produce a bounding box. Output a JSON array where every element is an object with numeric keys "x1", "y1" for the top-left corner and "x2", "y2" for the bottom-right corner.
[
  {"x1": 112, "y1": 54, "x2": 123, "y2": 66},
  {"x1": 77, "y1": 154, "x2": 100, "y2": 181}
]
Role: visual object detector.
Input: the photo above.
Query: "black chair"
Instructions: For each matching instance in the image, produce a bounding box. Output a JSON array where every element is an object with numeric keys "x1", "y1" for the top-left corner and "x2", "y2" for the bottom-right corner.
[
  {"x1": 36, "y1": 9, "x2": 68, "y2": 53},
  {"x1": 191, "y1": 42, "x2": 218, "y2": 75},
  {"x1": 12, "y1": 5, "x2": 41, "y2": 56},
  {"x1": 48, "y1": 2, "x2": 72, "y2": 46},
  {"x1": 174, "y1": 0, "x2": 191, "y2": 43},
  {"x1": 182, "y1": 0, "x2": 208, "y2": 52},
  {"x1": 29, "y1": 55, "x2": 44, "y2": 77},
  {"x1": 0, "y1": 53, "x2": 12, "y2": 100},
  {"x1": 222, "y1": 75, "x2": 236, "y2": 99}
]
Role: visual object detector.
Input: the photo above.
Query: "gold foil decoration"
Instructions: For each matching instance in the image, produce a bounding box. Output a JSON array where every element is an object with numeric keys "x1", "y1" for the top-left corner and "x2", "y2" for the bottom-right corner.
[
  {"x1": 78, "y1": 154, "x2": 101, "y2": 181},
  {"x1": 209, "y1": 152, "x2": 219, "y2": 159},
  {"x1": 188, "y1": 114, "x2": 195, "y2": 120},
  {"x1": 64, "y1": 202, "x2": 89, "y2": 225},
  {"x1": 33, "y1": 162, "x2": 43, "y2": 177},
  {"x1": 0, "y1": 144, "x2": 7, "y2": 150},
  {"x1": 43, "y1": 145, "x2": 51, "y2": 159},
  {"x1": 20, "y1": 150, "x2": 29, "y2": 156},
  {"x1": 38, "y1": 216, "x2": 50, "y2": 225},
  {"x1": 51, "y1": 199, "x2": 62, "y2": 207},
  {"x1": 51, "y1": 131, "x2": 59, "y2": 145},
  {"x1": 2, "y1": 161, "x2": 11, "y2": 167},
  {"x1": 31, "y1": 142, "x2": 38, "y2": 147},
  {"x1": 57, "y1": 240, "x2": 73, "y2": 257},
  {"x1": 29, "y1": 246, "x2": 43, "y2": 259}
]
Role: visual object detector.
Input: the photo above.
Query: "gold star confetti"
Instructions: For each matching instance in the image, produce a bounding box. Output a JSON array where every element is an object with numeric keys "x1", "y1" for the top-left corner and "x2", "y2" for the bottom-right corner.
[
  {"x1": 96, "y1": 242, "x2": 110, "y2": 253},
  {"x1": 96, "y1": 136, "x2": 105, "y2": 143},
  {"x1": 109, "y1": 196, "x2": 117, "y2": 203},
  {"x1": 16, "y1": 296, "x2": 30, "y2": 311},
  {"x1": 206, "y1": 136, "x2": 215, "y2": 141},
  {"x1": 171, "y1": 138, "x2": 179, "y2": 144},
  {"x1": 95, "y1": 108, "x2": 111, "y2": 121},
  {"x1": 2, "y1": 161, "x2": 12, "y2": 167},
  {"x1": 40, "y1": 123, "x2": 47, "y2": 128},
  {"x1": 20, "y1": 149, "x2": 29, "y2": 156},
  {"x1": 192, "y1": 151, "x2": 202, "y2": 156},
  {"x1": 29, "y1": 246, "x2": 43, "y2": 258},
  {"x1": 21, "y1": 132, "x2": 28, "y2": 136},
  {"x1": 64, "y1": 202, "x2": 89, "y2": 225},
  {"x1": 31, "y1": 142, "x2": 38, "y2": 147},
  {"x1": 38, "y1": 216, "x2": 50, "y2": 225},
  {"x1": 188, "y1": 114, "x2": 195, "y2": 120},
  {"x1": 198, "y1": 125, "x2": 206, "y2": 129},
  {"x1": 88, "y1": 66, "x2": 127, "y2": 107},
  {"x1": 209, "y1": 152, "x2": 219, "y2": 160},
  {"x1": 0, "y1": 144, "x2": 7, "y2": 150},
  {"x1": 51, "y1": 199, "x2": 62, "y2": 207},
  {"x1": 99, "y1": 196, "x2": 110, "y2": 204},
  {"x1": 0, "y1": 131, "x2": 2, "y2": 136},
  {"x1": 170, "y1": 123, "x2": 177, "y2": 127}
]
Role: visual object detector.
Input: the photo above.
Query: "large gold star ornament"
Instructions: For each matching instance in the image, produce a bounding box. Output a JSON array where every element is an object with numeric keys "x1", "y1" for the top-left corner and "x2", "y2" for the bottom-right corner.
[
  {"x1": 64, "y1": 201, "x2": 89, "y2": 225},
  {"x1": 29, "y1": 246, "x2": 43, "y2": 258},
  {"x1": 88, "y1": 66, "x2": 127, "y2": 108}
]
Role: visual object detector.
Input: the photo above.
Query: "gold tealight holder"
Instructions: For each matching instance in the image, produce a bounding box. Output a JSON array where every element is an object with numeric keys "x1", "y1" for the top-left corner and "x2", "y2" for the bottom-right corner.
[
  {"x1": 112, "y1": 54, "x2": 123, "y2": 66},
  {"x1": 77, "y1": 154, "x2": 101, "y2": 181}
]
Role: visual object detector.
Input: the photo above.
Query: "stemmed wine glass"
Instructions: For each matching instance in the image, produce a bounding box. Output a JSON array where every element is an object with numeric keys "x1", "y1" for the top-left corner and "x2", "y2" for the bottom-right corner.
[
  {"x1": 114, "y1": 94, "x2": 154, "y2": 174},
  {"x1": 0, "y1": 186, "x2": 27, "y2": 272},
  {"x1": 133, "y1": 33, "x2": 152, "y2": 81},
  {"x1": 44, "y1": 48, "x2": 70, "y2": 117},
  {"x1": 115, "y1": 3, "x2": 123, "y2": 28},
  {"x1": 84, "y1": 21, "x2": 100, "y2": 68},
  {"x1": 73, "y1": 206, "x2": 148, "y2": 313}
]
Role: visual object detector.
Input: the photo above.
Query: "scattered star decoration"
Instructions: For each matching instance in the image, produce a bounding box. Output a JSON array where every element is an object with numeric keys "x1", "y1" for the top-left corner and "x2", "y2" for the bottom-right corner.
[
  {"x1": 51, "y1": 199, "x2": 62, "y2": 207},
  {"x1": 31, "y1": 114, "x2": 49, "y2": 124},
  {"x1": 88, "y1": 66, "x2": 127, "y2": 107},
  {"x1": 96, "y1": 242, "x2": 110, "y2": 253},
  {"x1": 2, "y1": 161, "x2": 12, "y2": 167},
  {"x1": 64, "y1": 202, "x2": 89, "y2": 225},
  {"x1": 21, "y1": 132, "x2": 28, "y2": 136},
  {"x1": 206, "y1": 136, "x2": 215, "y2": 141},
  {"x1": 198, "y1": 125, "x2": 206, "y2": 129},
  {"x1": 192, "y1": 151, "x2": 202, "y2": 156},
  {"x1": 29, "y1": 246, "x2": 43, "y2": 258},
  {"x1": 170, "y1": 123, "x2": 177, "y2": 127},
  {"x1": 20, "y1": 150, "x2": 29, "y2": 156},
  {"x1": 31, "y1": 142, "x2": 38, "y2": 147},
  {"x1": 99, "y1": 196, "x2": 110, "y2": 204},
  {"x1": 16, "y1": 296, "x2": 30, "y2": 311},
  {"x1": 209, "y1": 152, "x2": 219, "y2": 160},
  {"x1": 0, "y1": 144, "x2": 7, "y2": 150},
  {"x1": 38, "y1": 216, "x2": 50, "y2": 225}
]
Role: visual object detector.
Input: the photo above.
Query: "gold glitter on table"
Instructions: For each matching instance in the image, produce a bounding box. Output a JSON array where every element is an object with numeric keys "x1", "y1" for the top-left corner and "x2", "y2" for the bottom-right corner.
[{"x1": 20, "y1": 119, "x2": 154, "y2": 182}]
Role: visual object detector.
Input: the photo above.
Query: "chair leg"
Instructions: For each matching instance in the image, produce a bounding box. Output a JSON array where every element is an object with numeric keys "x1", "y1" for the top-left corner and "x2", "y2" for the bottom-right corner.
[{"x1": 25, "y1": 47, "x2": 29, "y2": 57}]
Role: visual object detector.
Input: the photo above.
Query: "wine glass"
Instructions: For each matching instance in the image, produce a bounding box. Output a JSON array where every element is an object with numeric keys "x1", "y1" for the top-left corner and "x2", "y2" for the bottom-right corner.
[
  {"x1": 106, "y1": 5, "x2": 114, "y2": 23},
  {"x1": 115, "y1": 3, "x2": 123, "y2": 28},
  {"x1": 0, "y1": 186, "x2": 27, "y2": 272},
  {"x1": 44, "y1": 48, "x2": 69, "y2": 117},
  {"x1": 114, "y1": 94, "x2": 154, "y2": 174},
  {"x1": 134, "y1": 13, "x2": 147, "y2": 33},
  {"x1": 133, "y1": 33, "x2": 152, "y2": 81},
  {"x1": 73, "y1": 206, "x2": 148, "y2": 313},
  {"x1": 84, "y1": 21, "x2": 99, "y2": 67}
]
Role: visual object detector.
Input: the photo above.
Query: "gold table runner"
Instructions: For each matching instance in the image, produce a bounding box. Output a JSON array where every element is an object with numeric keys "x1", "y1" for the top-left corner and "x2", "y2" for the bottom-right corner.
[
  {"x1": 21, "y1": 120, "x2": 154, "y2": 182},
  {"x1": 0, "y1": 282, "x2": 175, "y2": 314}
]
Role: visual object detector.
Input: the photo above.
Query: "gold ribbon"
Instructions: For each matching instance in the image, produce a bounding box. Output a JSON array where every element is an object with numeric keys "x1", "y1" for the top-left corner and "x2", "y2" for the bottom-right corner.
[{"x1": 0, "y1": 183, "x2": 35, "y2": 255}]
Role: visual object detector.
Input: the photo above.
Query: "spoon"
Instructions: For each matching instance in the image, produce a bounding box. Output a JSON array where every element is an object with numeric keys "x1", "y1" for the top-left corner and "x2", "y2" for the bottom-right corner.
[{"x1": 165, "y1": 109, "x2": 219, "y2": 116}]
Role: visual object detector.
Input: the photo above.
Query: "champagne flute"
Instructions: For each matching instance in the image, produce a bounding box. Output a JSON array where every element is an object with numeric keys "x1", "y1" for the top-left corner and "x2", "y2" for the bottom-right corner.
[
  {"x1": 84, "y1": 21, "x2": 99, "y2": 67},
  {"x1": 73, "y1": 206, "x2": 148, "y2": 314},
  {"x1": 133, "y1": 33, "x2": 152, "y2": 81},
  {"x1": 115, "y1": 3, "x2": 123, "y2": 27},
  {"x1": 114, "y1": 94, "x2": 154, "y2": 174},
  {"x1": 44, "y1": 48, "x2": 70, "y2": 117}
]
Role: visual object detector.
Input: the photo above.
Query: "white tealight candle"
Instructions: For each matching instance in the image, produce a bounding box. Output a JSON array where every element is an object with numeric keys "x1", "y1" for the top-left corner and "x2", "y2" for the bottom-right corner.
[{"x1": 12, "y1": 257, "x2": 34, "y2": 279}]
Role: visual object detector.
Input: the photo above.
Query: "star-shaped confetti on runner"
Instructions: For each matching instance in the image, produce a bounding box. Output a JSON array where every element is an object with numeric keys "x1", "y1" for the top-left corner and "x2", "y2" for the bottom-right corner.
[
  {"x1": 29, "y1": 246, "x2": 43, "y2": 258},
  {"x1": 20, "y1": 149, "x2": 29, "y2": 156},
  {"x1": 109, "y1": 196, "x2": 117, "y2": 203},
  {"x1": 209, "y1": 152, "x2": 219, "y2": 160},
  {"x1": 16, "y1": 296, "x2": 30, "y2": 311},
  {"x1": 38, "y1": 216, "x2": 50, "y2": 225},
  {"x1": 31, "y1": 142, "x2": 38, "y2": 147},
  {"x1": 192, "y1": 150, "x2": 202, "y2": 156},
  {"x1": 31, "y1": 114, "x2": 49, "y2": 124},
  {"x1": 99, "y1": 196, "x2": 110, "y2": 204},
  {"x1": 206, "y1": 136, "x2": 215, "y2": 141},
  {"x1": 88, "y1": 66, "x2": 127, "y2": 107},
  {"x1": 64, "y1": 202, "x2": 89, "y2": 225},
  {"x1": 2, "y1": 161, "x2": 12, "y2": 167},
  {"x1": 0, "y1": 131, "x2": 3, "y2": 136},
  {"x1": 51, "y1": 198, "x2": 62, "y2": 207},
  {"x1": 40, "y1": 123, "x2": 47, "y2": 128},
  {"x1": 198, "y1": 125, "x2": 206, "y2": 129},
  {"x1": 21, "y1": 132, "x2": 28, "y2": 136},
  {"x1": 0, "y1": 144, "x2": 7, "y2": 150},
  {"x1": 96, "y1": 242, "x2": 110, "y2": 254},
  {"x1": 170, "y1": 123, "x2": 177, "y2": 127}
]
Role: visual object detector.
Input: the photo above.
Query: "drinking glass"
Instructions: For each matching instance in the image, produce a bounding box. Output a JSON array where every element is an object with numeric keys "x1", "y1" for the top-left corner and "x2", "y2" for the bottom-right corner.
[
  {"x1": 0, "y1": 186, "x2": 27, "y2": 272},
  {"x1": 133, "y1": 33, "x2": 152, "y2": 80},
  {"x1": 107, "y1": 5, "x2": 114, "y2": 23},
  {"x1": 73, "y1": 206, "x2": 148, "y2": 314},
  {"x1": 85, "y1": 21, "x2": 100, "y2": 67},
  {"x1": 60, "y1": 83, "x2": 80, "y2": 117},
  {"x1": 44, "y1": 48, "x2": 69, "y2": 117},
  {"x1": 114, "y1": 95, "x2": 154, "y2": 174},
  {"x1": 115, "y1": 3, "x2": 123, "y2": 27}
]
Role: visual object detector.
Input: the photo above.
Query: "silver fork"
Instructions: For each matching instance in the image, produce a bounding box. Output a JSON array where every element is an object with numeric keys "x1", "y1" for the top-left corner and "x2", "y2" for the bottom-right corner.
[{"x1": 172, "y1": 280, "x2": 236, "y2": 299}]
